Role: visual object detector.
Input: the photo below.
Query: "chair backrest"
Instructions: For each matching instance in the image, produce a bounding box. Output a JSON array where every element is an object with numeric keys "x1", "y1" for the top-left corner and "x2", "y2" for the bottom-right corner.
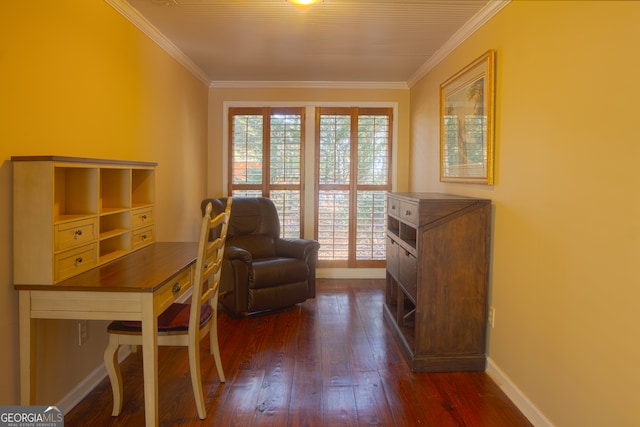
[{"x1": 189, "y1": 198, "x2": 232, "y2": 334}]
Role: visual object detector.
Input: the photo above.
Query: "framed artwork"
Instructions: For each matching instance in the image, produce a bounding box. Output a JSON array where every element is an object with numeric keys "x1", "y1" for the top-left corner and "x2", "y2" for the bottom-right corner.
[{"x1": 440, "y1": 50, "x2": 496, "y2": 185}]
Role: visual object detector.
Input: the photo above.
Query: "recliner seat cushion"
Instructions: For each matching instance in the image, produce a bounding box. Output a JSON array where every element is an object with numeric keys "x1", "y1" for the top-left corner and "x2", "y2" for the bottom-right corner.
[{"x1": 252, "y1": 258, "x2": 309, "y2": 289}]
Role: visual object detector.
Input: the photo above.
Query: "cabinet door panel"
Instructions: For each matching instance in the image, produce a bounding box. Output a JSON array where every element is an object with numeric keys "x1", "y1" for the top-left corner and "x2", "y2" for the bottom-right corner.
[
  {"x1": 386, "y1": 236, "x2": 399, "y2": 280},
  {"x1": 399, "y1": 249, "x2": 417, "y2": 301}
]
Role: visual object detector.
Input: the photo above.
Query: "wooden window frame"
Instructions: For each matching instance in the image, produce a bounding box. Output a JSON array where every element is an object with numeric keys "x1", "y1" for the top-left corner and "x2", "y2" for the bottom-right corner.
[
  {"x1": 228, "y1": 107, "x2": 306, "y2": 235},
  {"x1": 314, "y1": 107, "x2": 393, "y2": 268}
]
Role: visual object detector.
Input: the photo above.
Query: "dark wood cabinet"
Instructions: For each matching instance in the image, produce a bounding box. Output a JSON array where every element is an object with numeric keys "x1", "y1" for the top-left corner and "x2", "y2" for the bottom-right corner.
[{"x1": 383, "y1": 192, "x2": 492, "y2": 372}]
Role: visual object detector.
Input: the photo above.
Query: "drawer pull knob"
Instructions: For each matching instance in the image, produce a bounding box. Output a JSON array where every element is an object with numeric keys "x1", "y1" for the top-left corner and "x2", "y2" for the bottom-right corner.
[
  {"x1": 141, "y1": 234, "x2": 148, "y2": 240},
  {"x1": 172, "y1": 283, "x2": 181, "y2": 294},
  {"x1": 405, "y1": 210, "x2": 411, "y2": 216},
  {"x1": 391, "y1": 204, "x2": 396, "y2": 210},
  {"x1": 74, "y1": 230, "x2": 82, "y2": 239},
  {"x1": 141, "y1": 214, "x2": 147, "y2": 221},
  {"x1": 75, "y1": 257, "x2": 83, "y2": 266}
]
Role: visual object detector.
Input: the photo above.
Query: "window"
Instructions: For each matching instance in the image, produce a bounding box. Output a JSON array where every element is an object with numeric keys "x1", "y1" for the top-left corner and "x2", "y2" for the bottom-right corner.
[
  {"x1": 315, "y1": 107, "x2": 392, "y2": 268},
  {"x1": 228, "y1": 105, "x2": 393, "y2": 267},
  {"x1": 229, "y1": 107, "x2": 304, "y2": 238}
]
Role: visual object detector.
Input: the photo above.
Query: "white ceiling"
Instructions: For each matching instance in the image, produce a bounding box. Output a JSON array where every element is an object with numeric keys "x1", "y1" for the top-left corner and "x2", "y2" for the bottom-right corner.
[{"x1": 109, "y1": 0, "x2": 508, "y2": 87}]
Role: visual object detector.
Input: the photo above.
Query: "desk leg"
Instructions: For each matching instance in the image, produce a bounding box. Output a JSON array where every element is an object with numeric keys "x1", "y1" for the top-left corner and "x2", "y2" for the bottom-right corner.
[
  {"x1": 141, "y1": 294, "x2": 159, "y2": 427},
  {"x1": 19, "y1": 291, "x2": 36, "y2": 405}
]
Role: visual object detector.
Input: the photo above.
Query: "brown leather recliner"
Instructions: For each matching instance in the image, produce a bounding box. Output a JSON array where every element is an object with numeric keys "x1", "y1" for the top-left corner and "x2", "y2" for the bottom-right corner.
[{"x1": 201, "y1": 197, "x2": 320, "y2": 317}]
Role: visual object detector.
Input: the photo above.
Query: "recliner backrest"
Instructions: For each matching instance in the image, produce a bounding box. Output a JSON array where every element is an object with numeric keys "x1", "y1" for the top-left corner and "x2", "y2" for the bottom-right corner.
[
  {"x1": 225, "y1": 197, "x2": 280, "y2": 239},
  {"x1": 202, "y1": 196, "x2": 281, "y2": 249}
]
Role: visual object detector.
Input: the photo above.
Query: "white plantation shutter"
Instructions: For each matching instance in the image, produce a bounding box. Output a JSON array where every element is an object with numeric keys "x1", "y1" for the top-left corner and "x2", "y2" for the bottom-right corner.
[
  {"x1": 316, "y1": 107, "x2": 392, "y2": 267},
  {"x1": 229, "y1": 107, "x2": 304, "y2": 239}
]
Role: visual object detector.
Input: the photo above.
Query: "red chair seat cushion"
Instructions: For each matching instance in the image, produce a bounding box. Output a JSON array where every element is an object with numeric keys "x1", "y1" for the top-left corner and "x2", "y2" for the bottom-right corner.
[{"x1": 108, "y1": 303, "x2": 213, "y2": 333}]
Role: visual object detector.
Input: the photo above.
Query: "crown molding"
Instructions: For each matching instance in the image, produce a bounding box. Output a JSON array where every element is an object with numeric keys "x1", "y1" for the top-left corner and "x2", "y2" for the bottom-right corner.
[
  {"x1": 106, "y1": 0, "x2": 507, "y2": 90},
  {"x1": 407, "y1": 0, "x2": 511, "y2": 88},
  {"x1": 210, "y1": 80, "x2": 409, "y2": 90},
  {"x1": 104, "y1": 0, "x2": 211, "y2": 85}
]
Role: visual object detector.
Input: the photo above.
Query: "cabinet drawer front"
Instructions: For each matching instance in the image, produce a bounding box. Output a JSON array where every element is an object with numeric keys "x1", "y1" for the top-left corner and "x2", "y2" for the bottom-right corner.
[
  {"x1": 399, "y1": 200, "x2": 418, "y2": 226},
  {"x1": 399, "y1": 249, "x2": 417, "y2": 301},
  {"x1": 386, "y1": 236, "x2": 400, "y2": 279},
  {"x1": 54, "y1": 218, "x2": 98, "y2": 252},
  {"x1": 54, "y1": 243, "x2": 98, "y2": 282},
  {"x1": 156, "y1": 267, "x2": 192, "y2": 314},
  {"x1": 387, "y1": 197, "x2": 400, "y2": 218},
  {"x1": 132, "y1": 225, "x2": 155, "y2": 249},
  {"x1": 132, "y1": 207, "x2": 154, "y2": 229}
]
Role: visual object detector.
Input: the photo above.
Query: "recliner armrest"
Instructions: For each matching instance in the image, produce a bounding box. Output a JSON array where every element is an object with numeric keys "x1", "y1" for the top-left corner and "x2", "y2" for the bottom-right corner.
[
  {"x1": 224, "y1": 245, "x2": 253, "y2": 264},
  {"x1": 275, "y1": 238, "x2": 320, "y2": 260},
  {"x1": 220, "y1": 246, "x2": 253, "y2": 317}
]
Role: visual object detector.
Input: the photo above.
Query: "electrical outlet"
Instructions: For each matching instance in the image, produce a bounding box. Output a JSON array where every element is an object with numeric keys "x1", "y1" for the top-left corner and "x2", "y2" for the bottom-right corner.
[
  {"x1": 489, "y1": 307, "x2": 496, "y2": 328},
  {"x1": 78, "y1": 320, "x2": 89, "y2": 346}
]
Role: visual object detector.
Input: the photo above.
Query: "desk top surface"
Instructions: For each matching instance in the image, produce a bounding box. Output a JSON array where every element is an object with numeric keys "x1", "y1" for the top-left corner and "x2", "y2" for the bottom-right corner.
[{"x1": 15, "y1": 242, "x2": 198, "y2": 292}]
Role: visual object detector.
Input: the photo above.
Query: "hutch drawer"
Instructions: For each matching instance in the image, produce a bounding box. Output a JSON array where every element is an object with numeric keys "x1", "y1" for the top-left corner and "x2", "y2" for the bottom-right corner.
[
  {"x1": 54, "y1": 243, "x2": 98, "y2": 282},
  {"x1": 54, "y1": 217, "x2": 98, "y2": 252},
  {"x1": 132, "y1": 207, "x2": 154, "y2": 229},
  {"x1": 132, "y1": 225, "x2": 155, "y2": 249}
]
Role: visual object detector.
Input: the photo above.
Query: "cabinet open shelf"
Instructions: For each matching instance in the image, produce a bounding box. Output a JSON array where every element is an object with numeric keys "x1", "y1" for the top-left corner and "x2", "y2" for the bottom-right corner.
[
  {"x1": 99, "y1": 228, "x2": 130, "y2": 240},
  {"x1": 54, "y1": 167, "x2": 98, "y2": 217},
  {"x1": 132, "y1": 169, "x2": 155, "y2": 206},
  {"x1": 100, "y1": 229, "x2": 131, "y2": 259},
  {"x1": 100, "y1": 168, "x2": 131, "y2": 212},
  {"x1": 400, "y1": 223, "x2": 417, "y2": 249},
  {"x1": 387, "y1": 216, "x2": 400, "y2": 237}
]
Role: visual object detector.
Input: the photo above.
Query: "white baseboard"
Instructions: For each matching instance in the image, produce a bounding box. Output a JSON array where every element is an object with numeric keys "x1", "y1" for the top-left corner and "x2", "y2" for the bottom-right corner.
[
  {"x1": 317, "y1": 268, "x2": 385, "y2": 279},
  {"x1": 486, "y1": 357, "x2": 555, "y2": 427},
  {"x1": 57, "y1": 347, "x2": 131, "y2": 412}
]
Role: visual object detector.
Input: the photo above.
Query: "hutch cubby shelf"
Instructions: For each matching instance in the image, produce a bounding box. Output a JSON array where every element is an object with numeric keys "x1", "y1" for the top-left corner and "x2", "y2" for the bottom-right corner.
[
  {"x1": 12, "y1": 156, "x2": 157, "y2": 285},
  {"x1": 384, "y1": 192, "x2": 492, "y2": 372}
]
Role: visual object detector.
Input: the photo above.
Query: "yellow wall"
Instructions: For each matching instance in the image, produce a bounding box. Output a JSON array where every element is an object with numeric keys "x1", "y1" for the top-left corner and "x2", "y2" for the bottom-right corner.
[
  {"x1": 410, "y1": 1, "x2": 640, "y2": 425},
  {"x1": 0, "y1": 1, "x2": 209, "y2": 404},
  {"x1": 207, "y1": 87, "x2": 411, "y2": 197}
]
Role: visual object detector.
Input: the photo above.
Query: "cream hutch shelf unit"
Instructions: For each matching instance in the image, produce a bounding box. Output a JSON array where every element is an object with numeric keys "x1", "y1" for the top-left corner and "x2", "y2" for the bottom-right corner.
[
  {"x1": 12, "y1": 156, "x2": 157, "y2": 285},
  {"x1": 384, "y1": 192, "x2": 492, "y2": 372}
]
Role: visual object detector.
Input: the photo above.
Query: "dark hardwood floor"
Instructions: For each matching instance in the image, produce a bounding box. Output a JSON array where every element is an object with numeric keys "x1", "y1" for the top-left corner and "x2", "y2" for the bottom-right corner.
[{"x1": 65, "y1": 279, "x2": 532, "y2": 426}]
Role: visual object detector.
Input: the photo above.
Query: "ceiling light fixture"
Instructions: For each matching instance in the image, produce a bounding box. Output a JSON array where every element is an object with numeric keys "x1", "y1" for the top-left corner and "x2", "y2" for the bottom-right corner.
[{"x1": 287, "y1": 0, "x2": 323, "y2": 10}]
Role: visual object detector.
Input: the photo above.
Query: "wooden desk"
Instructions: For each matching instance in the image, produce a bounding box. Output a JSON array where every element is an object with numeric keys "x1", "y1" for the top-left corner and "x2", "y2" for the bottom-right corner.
[{"x1": 16, "y1": 241, "x2": 198, "y2": 427}]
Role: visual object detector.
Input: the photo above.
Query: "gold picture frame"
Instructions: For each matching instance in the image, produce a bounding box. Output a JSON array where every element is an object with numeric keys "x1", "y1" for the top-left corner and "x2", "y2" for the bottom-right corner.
[{"x1": 440, "y1": 50, "x2": 496, "y2": 185}]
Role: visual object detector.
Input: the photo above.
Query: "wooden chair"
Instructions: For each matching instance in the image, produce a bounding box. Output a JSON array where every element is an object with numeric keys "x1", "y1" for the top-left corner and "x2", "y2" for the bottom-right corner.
[{"x1": 103, "y1": 198, "x2": 232, "y2": 419}]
